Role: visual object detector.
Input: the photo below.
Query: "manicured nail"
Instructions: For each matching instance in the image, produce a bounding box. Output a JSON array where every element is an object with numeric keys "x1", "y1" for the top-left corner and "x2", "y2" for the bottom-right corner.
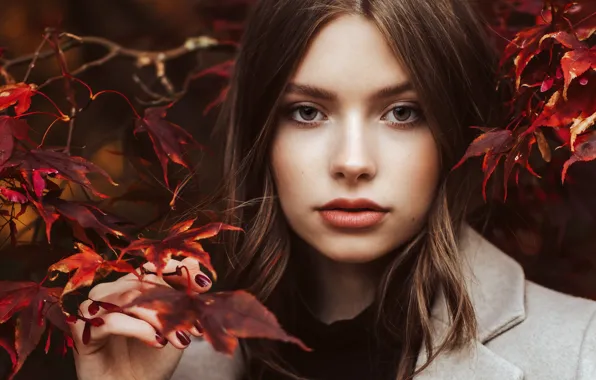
[
  {"x1": 155, "y1": 333, "x2": 168, "y2": 346},
  {"x1": 194, "y1": 321, "x2": 204, "y2": 334},
  {"x1": 176, "y1": 330, "x2": 191, "y2": 345},
  {"x1": 194, "y1": 274, "x2": 211, "y2": 287}
]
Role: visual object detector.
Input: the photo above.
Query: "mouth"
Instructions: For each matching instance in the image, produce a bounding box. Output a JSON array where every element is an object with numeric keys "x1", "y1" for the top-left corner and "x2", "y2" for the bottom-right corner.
[{"x1": 318, "y1": 209, "x2": 387, "y2": 229}]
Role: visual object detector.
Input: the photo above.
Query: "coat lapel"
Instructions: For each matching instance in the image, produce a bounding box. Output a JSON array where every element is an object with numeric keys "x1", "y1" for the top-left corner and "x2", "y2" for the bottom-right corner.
[{"x1": 413, "y1": 224, "x2": 527, "y2": 380}]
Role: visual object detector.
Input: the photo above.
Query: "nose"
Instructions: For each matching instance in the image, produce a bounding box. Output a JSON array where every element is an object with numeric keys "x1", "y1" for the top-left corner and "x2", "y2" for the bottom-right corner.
[{"x1": 329, "y1": 119, "x2": 377, "y2": 184}]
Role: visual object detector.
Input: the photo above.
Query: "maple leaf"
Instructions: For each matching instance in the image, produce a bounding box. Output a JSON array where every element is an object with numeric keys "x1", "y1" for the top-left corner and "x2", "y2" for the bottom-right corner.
[
  {"x1": 120, "y1": 285, "x2": 310, "y2": 355},
  {"x1": 1, "y1": 149, "x2": 118, "y2": 199},
  {"x1": 452, "y1": 129, "x2": 515, "y2": 200},
  {"x1": 562, "y1": 130, "x2": 596, "y2": 183},
  {"x1": 0, "y1": 83, "x2": 36, "y2": 115},
  {"x1": 0, "y1": 281, "x2": 67, "y2": 379},
  {"x1": 0, "y1": 116, "x2": 29, "y2": 167},
  {"x1": 48, "y1": 243, "x2": 137, "y2": 296},
  {"x1": 0, "y1": 187, "x2": 27, "y2": 203},
  {"x1": 560, "y1": 47, "x2": 596, "y2": 99},
  {"x1": 134, "y1": 105, "x2": 203, "y2": 188},
  {"x1": 501, "y1": 23, "x2": 551, "y2": 88},
  {"x1": 529, "y1": 80, "x2": 596, "y2": 149},
  {"x1": 119, "y1": 220, "x2": 242, "y2": 278},
  {"x1": 39, "y1": 195, "x2": 129, "y2": 248}
]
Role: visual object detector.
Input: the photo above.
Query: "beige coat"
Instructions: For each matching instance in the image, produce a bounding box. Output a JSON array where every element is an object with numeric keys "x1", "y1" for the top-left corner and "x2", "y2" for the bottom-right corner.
[{"x1": 171, "y1": 225, "x2": 596, "y2": 379}]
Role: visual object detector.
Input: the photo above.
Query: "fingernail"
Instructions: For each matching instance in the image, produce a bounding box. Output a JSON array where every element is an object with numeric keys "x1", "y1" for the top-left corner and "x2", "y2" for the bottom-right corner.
[
  {"x1": 176, "y1": 330, "x2": 191, "y2": 346},
  {"x1": 194, "y1": 274, "x2": 211, "y2": 287},
  {"x1": 194, "y1": 321, "x2": 204, "y2": 334},
  {"x1": 155, "y1": 333, "x2": 168, "y2": 346}
]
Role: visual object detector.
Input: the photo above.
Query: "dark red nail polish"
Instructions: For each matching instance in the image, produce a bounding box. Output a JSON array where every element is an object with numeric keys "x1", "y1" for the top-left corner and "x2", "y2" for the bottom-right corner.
[
  {"x1": 194, "y1": 321, "x2": 204, "y2": 334},
  {"x1": 176, "y1": 330, "x2": 191, "y2": 345},
  {"x1": 155, "y1": 333, "x2": 168, "y2": 346},
  {"x1": 194, "y1": 274, "x2": 211, "y2": 287}
]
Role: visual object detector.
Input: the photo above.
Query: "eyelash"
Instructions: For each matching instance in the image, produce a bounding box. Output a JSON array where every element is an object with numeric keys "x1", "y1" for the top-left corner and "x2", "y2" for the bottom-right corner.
[{"x1": 282, "y1": 103, "x2": 424, "y2": 129}]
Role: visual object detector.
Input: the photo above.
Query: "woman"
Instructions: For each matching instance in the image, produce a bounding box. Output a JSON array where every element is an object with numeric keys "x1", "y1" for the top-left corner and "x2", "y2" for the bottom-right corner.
[{"x1": 71, "y1": 0, "x2": 596, "y2": 379}]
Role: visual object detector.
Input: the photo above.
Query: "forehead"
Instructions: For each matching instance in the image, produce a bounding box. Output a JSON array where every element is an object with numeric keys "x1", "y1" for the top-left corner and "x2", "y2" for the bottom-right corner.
[{"x1": 289, "y1": 14, "x2": 409, "y2": 97}]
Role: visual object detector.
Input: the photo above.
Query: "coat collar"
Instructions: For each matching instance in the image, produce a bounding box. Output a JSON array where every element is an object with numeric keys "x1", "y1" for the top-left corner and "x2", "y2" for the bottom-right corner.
[{"x1": 413, "y1": 223, "x2": 526, "y2": 379}]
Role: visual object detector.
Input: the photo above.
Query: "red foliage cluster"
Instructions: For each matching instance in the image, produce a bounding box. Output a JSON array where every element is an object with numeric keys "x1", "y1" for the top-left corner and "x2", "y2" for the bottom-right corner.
[
  {"x1": 0, "y1": 25, "x2": 303, "y2": 380},
  {"x1": 456, "y1": 0, "x2": 596, "y2": 200}
]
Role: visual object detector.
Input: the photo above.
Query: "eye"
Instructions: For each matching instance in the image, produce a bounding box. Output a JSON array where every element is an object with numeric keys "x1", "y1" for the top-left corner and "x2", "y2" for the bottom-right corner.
[
  {"x1": 286, "y1": 105, "x2": 326, "y2": 126},
  {"x1": 382, "y1": 105, "x2": 423, "y2": 128}
]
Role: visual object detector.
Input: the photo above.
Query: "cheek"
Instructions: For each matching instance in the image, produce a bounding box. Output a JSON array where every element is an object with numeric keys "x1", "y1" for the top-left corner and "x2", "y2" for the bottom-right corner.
[
  {"x1": 270, "y1": 133, "x2": 315, "y2": 213},
  {"x1": 388, "y1": 129, "x2": 441, "y2": 221}
]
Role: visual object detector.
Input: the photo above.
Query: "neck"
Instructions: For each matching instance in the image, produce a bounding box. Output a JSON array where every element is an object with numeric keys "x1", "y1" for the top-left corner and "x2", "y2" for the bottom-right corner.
[{"x1": 292, "y1": 235, "x2": 393, "y2": 325}]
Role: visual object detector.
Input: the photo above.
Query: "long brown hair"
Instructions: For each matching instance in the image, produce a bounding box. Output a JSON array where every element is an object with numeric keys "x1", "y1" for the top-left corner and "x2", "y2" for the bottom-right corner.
[{"x1": 201, "y1": 0, "x2": 500, "y2": 378}]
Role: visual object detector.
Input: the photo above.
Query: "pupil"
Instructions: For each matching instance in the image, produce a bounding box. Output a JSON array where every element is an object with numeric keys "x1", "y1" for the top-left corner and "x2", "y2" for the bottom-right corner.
[
  {"x1": 393, "y1": 107, "x2": 411, "y2": 121},
  {"x1": 300, "y1": 107, "x2": 317, "y2": 121}
]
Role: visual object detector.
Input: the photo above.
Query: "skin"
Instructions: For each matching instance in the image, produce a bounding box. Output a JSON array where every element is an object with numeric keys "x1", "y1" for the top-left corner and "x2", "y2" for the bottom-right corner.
[
  {"x1": 271, "y1": 14, "x2": 441, "y2": 324},
  {"x1": 72, "y1": 13, "x2": 441, "y2": 380}
]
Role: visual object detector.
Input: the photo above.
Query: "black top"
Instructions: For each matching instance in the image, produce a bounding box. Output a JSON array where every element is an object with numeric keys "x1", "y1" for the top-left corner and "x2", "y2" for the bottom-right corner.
[{"x1": 252, "y1": 294, "x2": 402, "y2": 380}]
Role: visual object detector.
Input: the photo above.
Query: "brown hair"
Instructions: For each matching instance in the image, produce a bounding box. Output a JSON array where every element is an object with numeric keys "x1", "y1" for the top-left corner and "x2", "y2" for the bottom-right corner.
[{"x1": 201, "y1": 0, "x2": 500, "y2": 378}]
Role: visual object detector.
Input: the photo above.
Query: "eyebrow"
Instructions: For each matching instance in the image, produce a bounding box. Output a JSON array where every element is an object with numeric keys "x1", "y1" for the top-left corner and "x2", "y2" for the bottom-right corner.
[{"x1": 283, "y1": 81, "x2": 415, "y2": 102}]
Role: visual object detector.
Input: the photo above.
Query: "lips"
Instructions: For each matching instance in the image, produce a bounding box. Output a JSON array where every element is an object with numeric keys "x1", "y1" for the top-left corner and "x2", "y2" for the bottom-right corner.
[{"x1": 317, "y1": 198, "x2": 389, "y2": 229}]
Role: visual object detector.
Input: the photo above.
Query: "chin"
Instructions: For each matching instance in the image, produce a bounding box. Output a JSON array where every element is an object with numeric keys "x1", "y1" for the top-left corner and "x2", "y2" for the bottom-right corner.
[{"x1": 312, "y1": 238, "x2": 397, "y2": 264}]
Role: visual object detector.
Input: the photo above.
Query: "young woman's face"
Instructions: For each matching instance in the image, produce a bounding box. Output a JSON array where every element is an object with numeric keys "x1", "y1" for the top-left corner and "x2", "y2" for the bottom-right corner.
[{"x1": 271, "y1": 14, "x2": 441, "y2": 263}]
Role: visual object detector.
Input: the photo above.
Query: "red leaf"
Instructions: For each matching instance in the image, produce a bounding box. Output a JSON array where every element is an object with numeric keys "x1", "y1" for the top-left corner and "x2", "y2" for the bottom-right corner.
[
  {"x1": 0, "y1": 83, "x2": 36, "y2": 115},
  {"x1": 44, "y1": 198, "x2": 129, "y2": 248},
  {"x1": 0, "y1": 187, "x2": 27, "y2": 203},
  {"x1": 562, "y1": 130, "x2": 596, "y2": 183},
  {"x1": 119, "y1": 220, "x2": 242, "y2": 279},
  {"x1": 134, "y1": 106, "x2": 203, "y2": 188},
  {"x1": 48, "y1": 243, "x2": 137, "y2": 296},
  {"x1": 0, "y1": 282, "x2": 65, "y2": 378},
  {"x1": 121, "y1": 286, "x2": 310, "y2": 355},
  {"x1": 0, "y1": 336, "x2": 16, "y2": 371},
  {"x1": 560, "y1": 48, "x2": 596, "y2": 99},
  {"x1": 1, "y1": 149, "x2": 118, "y2": 199},
  {"x1": 452, "y1": 129, "x2": 514, "y2": 170},
  {"x1": 0, "y1": 116, "x2": 30, "y2": 142}
]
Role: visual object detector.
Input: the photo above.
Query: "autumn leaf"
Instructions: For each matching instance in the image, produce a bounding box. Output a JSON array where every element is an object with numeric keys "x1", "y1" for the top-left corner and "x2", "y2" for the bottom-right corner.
[
  {"x1": 0, "y1": 116, "x2": 30, "y2": 167},
  {"x1": 0, "y1": 281, "x2": 67, "y2": 379},
  {"x1": 1, "y1": 149, "x2": 118, "y2": 199},
  {"x1": 43, "y1": 196, "x2": 129, "y2": 248},
  {"x1": 120, "y1": 285, "x2": 310, "y2": 355},
  {"x1": 119, "y1": 220, "x2": 242, "y2": 278},
  {"x1": 48, "y1": 243, "x2": 137, "y2": 296},
  {"x1": 562, "y1": 130, "x2": 596, "y2": 183},
  {"x1": 134, "y1": 105, "x2": 203, "y2": 188},
  {"x1": 0, "y1": 83, "x2": 36, "y2": 115},
  {"x1": 560, "y1": 48, "x2": 596, "y2": 99},
  {"x1": 0, "y1": 187, "x2": 27, "y2": 203}
]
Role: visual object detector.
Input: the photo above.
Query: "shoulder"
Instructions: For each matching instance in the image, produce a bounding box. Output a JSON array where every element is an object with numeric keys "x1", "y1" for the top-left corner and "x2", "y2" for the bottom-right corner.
[
  {"x1": 457, "y1": 224, "x2": 596, "y2": 379},
  {"x1": 487, "y1": 277, "x2": 596, "y2": 379}
]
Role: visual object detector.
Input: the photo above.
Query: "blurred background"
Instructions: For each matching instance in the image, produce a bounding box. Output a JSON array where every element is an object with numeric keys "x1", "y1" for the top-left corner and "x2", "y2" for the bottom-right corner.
[{"x1": 0, "y1": 0, "x2": 595, "y2": 379}]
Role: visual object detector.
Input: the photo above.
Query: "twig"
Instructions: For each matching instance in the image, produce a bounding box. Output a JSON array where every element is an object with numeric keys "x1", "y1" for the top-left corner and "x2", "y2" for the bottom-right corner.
[{"x1": 23, "y1": 32, "x2": 50, "y2": 83}]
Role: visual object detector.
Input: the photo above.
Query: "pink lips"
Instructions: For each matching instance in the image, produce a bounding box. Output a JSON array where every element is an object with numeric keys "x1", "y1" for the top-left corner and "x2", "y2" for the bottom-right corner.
[{"x1": 317, "y1": 198, "x2": 389, "y2": 229}]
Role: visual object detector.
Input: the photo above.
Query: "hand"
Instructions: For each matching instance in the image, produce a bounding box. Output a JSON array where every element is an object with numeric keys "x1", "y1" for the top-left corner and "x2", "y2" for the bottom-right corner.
[{"x1": 70, "y1": 257, "x2": 212, "y2": 380}]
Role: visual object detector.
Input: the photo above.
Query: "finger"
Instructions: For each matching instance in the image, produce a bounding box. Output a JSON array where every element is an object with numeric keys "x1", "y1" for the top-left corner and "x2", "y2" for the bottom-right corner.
[
  {"x1": 143, "y1": 258, "x2": 212, "y2": 293},
  {"x1": 89, "y1": 287, "x2": 195, "y2": 349},
  {"x1": 88, "y1": 273, "x2": 170, "y2": 301},
  {"x1": 188, "y1": 319, "x2": 204, "y2": 338}
]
